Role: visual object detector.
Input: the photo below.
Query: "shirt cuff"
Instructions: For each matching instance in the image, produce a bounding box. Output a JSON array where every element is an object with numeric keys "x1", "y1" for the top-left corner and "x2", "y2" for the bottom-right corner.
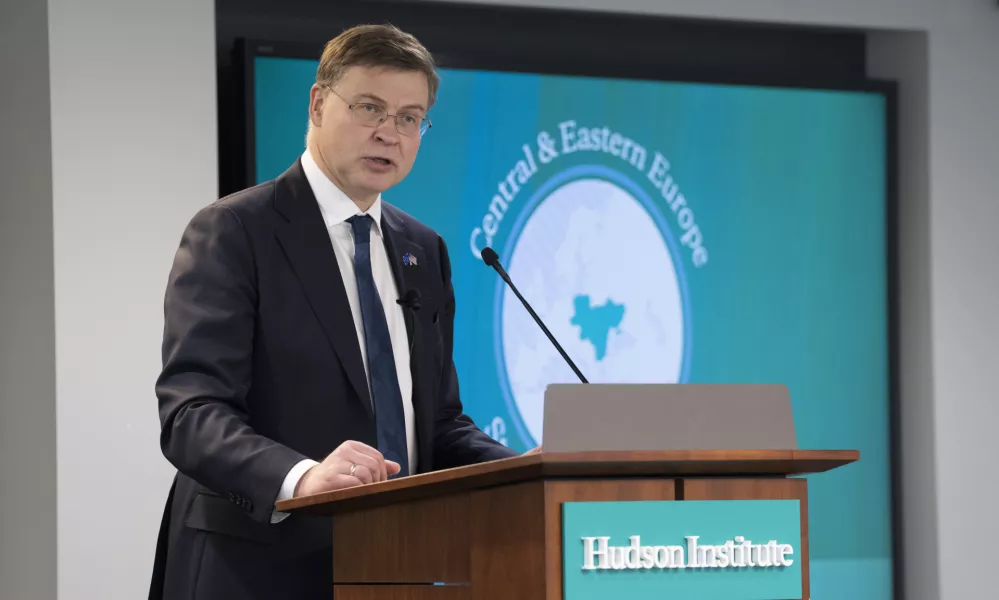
[{"x1": 270, "y1": 458, "x2": 319, "y2": 524}]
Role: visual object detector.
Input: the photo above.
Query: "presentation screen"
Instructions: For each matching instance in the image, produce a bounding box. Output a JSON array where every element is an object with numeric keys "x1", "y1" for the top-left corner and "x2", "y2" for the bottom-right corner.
[{"x1": 248, "y1": 51, "x2": 892, "y2": 599}]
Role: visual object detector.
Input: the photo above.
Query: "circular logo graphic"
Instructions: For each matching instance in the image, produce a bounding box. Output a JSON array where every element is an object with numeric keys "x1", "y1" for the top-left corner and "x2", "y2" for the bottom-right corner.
[{"x1": 495, "y1": 165, "x2": 691, "y2": 446}]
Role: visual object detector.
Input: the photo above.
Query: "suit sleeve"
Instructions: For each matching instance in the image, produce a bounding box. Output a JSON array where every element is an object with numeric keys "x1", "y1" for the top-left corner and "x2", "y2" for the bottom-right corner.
[
  {"x1": 156, "y1": 204, "x2": 307, "y2": 523},
  {"x1": 431, "y1": 236, "x2": 519, "y2": 469}
]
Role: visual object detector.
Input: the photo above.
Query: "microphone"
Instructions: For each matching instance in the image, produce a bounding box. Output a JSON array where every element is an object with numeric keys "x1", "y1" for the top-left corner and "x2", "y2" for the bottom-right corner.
[
  {"x1": 396, "y1": 288, "x2": 421, "y2": 311},
  {"x1": 480, "y1": 247, "x2": 588, "y2": 384}
]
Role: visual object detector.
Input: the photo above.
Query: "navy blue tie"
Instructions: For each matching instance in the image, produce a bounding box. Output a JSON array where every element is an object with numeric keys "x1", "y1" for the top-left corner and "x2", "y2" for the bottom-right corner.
[{"x1": 346, "y1": 214, "x2": 409, "y2": 477}]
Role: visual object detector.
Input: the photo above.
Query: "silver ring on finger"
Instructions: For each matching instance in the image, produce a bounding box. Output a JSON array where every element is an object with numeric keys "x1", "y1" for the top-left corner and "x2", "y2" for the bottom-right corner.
[{"x1": 349, "y1": 463, "x2": 357, "y2": 477}]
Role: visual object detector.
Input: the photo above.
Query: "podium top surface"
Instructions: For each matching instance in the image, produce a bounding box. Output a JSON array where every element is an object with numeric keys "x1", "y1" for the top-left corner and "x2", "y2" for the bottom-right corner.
[{"x1": 275, "y1": 449, "x2": 858, "y2": 517}]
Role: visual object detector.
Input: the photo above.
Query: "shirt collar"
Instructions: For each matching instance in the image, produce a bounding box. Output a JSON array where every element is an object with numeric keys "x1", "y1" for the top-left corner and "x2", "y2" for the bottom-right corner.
[{"x1": 301, "y1": 149, "x2": 382, "y2": 234}]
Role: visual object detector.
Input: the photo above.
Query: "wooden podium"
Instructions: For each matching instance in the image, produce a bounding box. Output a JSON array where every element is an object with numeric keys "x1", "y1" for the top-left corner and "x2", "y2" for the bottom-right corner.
[{"x1": 276, "y1": 449, "x2": 857, "y2": 599}]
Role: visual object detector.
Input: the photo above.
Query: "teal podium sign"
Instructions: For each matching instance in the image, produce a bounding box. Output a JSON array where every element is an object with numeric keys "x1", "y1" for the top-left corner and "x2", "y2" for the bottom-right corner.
[{"x1": 562, "y1": 500, "x2": 803, "y2": 600}]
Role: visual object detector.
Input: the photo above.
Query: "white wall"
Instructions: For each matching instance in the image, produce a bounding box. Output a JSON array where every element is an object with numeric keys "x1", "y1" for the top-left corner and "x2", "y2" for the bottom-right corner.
[
  {"x1": 433, "y1": 1, "x2": 999, "y2": 598},
  {"x1": 46, "y1": 0, "x2": 218, "y2": 598},
  {"x1": 0, "y1": 2, "x2": 58, "y2": 599},
  {"x1": 919, "y1": 10, "x2": 999, "y2": 598}
]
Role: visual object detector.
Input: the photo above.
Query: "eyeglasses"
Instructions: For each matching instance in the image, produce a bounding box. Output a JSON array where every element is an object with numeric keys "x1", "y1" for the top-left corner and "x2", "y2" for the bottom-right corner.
[{"x1": 327, "y1": 87, "x2": 432, "y2": 138}]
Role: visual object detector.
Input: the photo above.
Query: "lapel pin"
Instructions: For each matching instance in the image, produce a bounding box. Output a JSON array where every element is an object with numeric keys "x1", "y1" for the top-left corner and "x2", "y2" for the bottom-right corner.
[{"x1": 403, "y1": 252, "x2": 418, "y2": 266}]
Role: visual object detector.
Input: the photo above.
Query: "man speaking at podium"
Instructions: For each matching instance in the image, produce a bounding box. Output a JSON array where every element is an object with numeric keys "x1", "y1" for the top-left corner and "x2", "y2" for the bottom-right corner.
[{"x1": 149, "y1": 24, "x2": 522, "y2": 600}]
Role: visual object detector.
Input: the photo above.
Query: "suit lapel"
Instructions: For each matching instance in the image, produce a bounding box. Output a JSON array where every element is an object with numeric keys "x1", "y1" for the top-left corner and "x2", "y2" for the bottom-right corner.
[
  {"x1": 380, "y1": 215, "x2": 420, "y2": 350},
  {"x1": 271, "y1": 160, "x2": 372, "y2": 417},
  {"x1": 381, "y1": 205, "x2": 435, "y2": 472}
]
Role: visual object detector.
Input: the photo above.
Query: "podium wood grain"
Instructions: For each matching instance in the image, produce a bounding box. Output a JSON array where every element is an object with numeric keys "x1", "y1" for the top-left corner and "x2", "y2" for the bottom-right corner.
[
  {"x1": 289, "y1": 450, "x2": 857, "y2": 599},
  {"x1": 277, "y1": 450, "x2": 857, "y2": 516},
  {"x1": 333, "y1": 493, "x2": 469, "y2": 584},
  {"x1": 471, "y1": 481, "x2": 547, "y2": 599},
  {"x1": 334, "y1": 586, "x2": 469, "y2": 599}
]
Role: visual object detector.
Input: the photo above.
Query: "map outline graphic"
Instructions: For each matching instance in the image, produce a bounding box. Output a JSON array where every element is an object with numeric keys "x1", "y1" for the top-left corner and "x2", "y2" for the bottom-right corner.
[
  {"x1": 570, "y1": 294, "x2": 626, "y2": 361},
  {"x1": 492, "y1": 163, "x2": 695, "y2": 447}
]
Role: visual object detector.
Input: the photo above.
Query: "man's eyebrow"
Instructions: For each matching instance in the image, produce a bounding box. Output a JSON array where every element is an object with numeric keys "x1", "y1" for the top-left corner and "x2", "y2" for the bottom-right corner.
[
  {"x1": 355, "y1": 93, "x2": 426, "y2": 113},
  {"x1": 354, "y1": 93, "x2": 386, "y2": 104}
]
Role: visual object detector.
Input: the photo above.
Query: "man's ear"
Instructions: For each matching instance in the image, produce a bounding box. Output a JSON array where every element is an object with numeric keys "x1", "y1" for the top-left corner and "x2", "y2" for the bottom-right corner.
[{"x1": 308, "y1": 84, "x2": 325, "y2": 128}]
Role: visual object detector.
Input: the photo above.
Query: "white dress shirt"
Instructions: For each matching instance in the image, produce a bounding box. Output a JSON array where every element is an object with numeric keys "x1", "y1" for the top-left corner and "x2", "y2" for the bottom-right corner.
[{"x1": 271, "y1": 149, "x2": 417, "y2": 522}]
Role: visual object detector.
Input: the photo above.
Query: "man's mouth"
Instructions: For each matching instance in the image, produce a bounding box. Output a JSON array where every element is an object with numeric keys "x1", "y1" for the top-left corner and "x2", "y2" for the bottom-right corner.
[{"x1": 366, "y1": 157, "x2": 393, "y2": 166}]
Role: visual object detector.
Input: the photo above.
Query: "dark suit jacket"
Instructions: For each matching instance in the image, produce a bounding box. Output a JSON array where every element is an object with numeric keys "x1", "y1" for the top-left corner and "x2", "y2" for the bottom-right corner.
[{"x1": 149, "y1": 160, "x2": 517, "y2": 600}]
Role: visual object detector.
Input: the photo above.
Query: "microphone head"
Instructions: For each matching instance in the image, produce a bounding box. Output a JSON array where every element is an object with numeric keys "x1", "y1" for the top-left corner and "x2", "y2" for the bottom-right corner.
[{"x1": 480, "y1": 247, "x2": 500, "y2": 267}]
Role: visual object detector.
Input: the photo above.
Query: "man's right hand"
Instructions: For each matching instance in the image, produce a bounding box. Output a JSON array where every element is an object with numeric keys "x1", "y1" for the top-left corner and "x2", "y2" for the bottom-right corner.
[{"x1": 294, "y1": 440, "x2": 401, "y2": 497}]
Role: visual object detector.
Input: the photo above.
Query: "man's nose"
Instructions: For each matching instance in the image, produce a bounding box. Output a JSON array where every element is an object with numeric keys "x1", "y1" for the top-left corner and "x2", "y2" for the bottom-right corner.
[{"x1": 373, "y1": 117, "x2": 401, "y2": 143}]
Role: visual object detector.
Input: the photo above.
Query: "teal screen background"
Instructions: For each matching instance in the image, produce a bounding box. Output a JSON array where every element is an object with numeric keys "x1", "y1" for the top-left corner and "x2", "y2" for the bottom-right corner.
[{"x1": 252, "y1": 56, "x2": 892, "y2": 599}]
